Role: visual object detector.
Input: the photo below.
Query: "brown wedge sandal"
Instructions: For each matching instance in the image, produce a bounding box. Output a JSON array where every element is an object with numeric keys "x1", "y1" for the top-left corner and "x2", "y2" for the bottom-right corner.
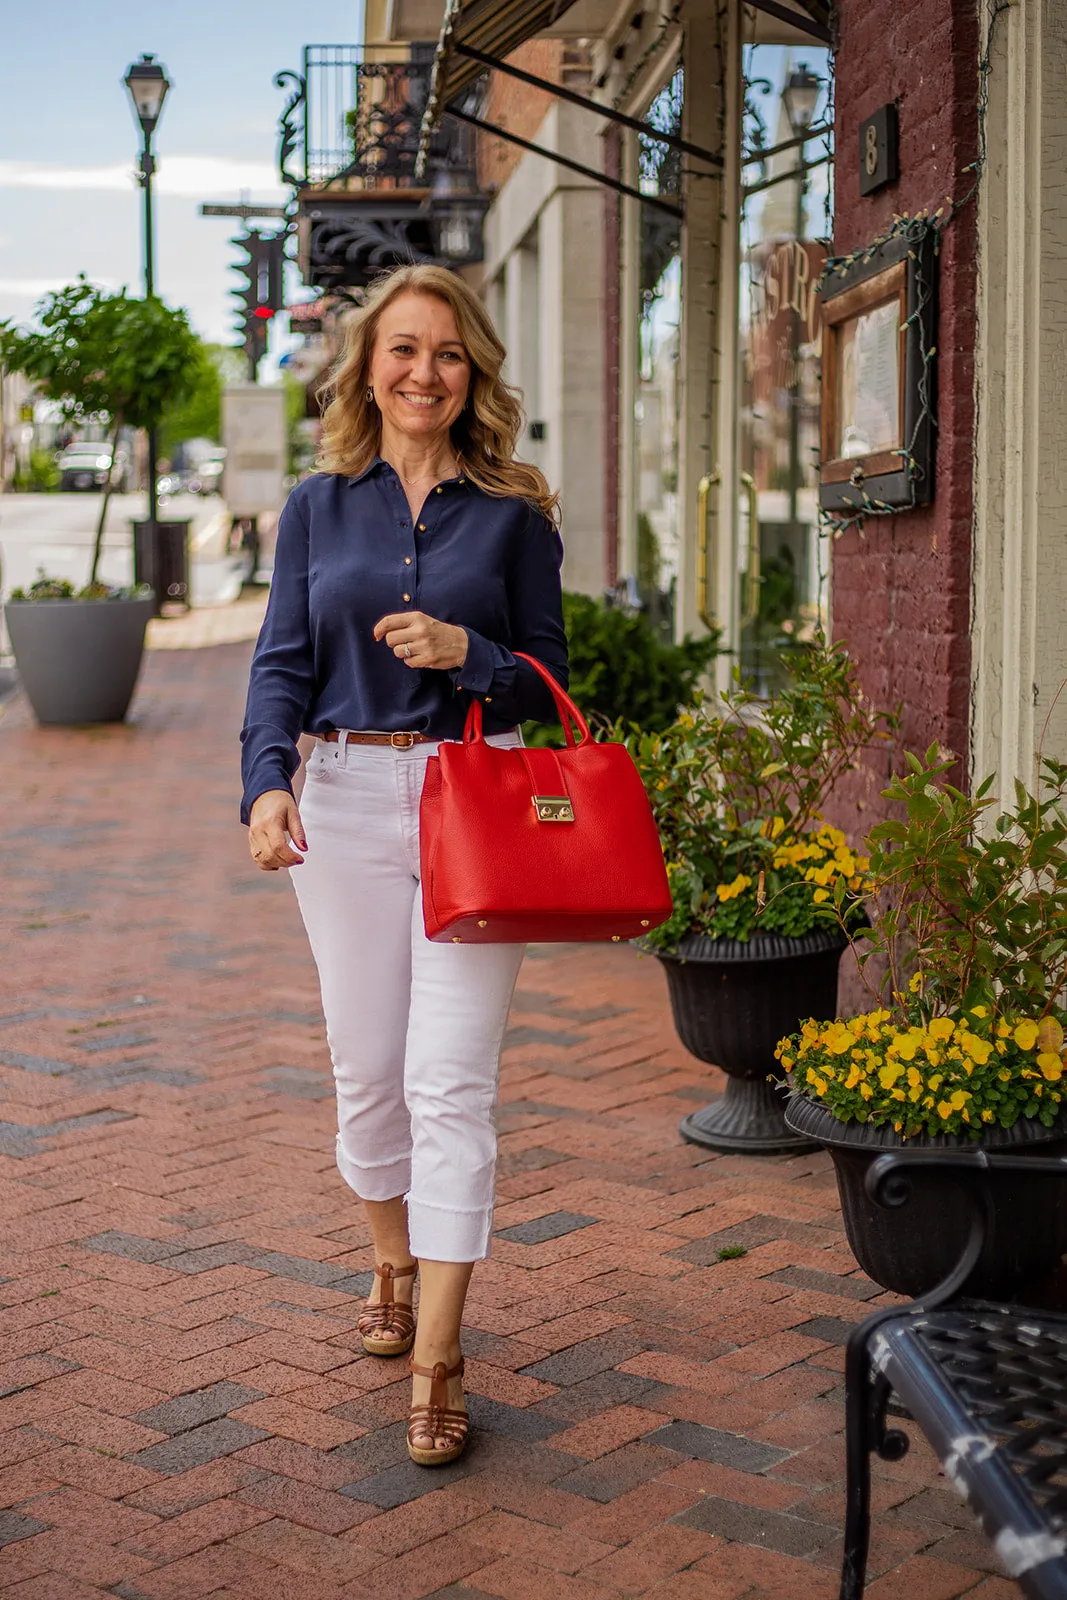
[
  {"x1": 358, "y1": 1261, "x2": 417, "y2": 1356},
  {"x1": 407, "y1": 1355, "x2": 469, "y2": 1467}
]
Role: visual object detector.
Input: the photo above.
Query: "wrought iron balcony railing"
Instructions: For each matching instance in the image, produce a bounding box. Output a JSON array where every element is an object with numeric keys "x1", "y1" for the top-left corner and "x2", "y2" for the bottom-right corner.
[{"x1": 275, "y1": 42, "x2": 463, "y2": 192}]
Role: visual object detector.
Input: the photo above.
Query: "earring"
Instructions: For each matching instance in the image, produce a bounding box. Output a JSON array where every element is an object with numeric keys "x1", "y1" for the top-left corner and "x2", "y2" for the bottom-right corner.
[{"x1": 366, "y1": 386, "x2": 375, "y2": 404}]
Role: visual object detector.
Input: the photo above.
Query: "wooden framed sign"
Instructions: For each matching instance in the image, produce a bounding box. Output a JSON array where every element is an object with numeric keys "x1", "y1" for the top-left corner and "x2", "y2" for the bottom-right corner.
[{"x1": 819, "y1": 228, "x2": 936, "y2": 513}]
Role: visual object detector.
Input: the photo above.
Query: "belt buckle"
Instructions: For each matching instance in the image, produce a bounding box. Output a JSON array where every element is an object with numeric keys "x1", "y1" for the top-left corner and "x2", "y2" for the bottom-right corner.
[{"x1": 390, "y1": 731, "x2": 415, "y2": 749}]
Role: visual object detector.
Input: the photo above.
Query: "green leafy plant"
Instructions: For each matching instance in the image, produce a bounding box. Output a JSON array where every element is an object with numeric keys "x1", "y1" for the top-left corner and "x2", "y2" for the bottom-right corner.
[
  {"x1": 9, "y1": 571, "x2": 151, "y2": 603},
  {"x1": 524, "y1": 591, "x2": 720, "y2": 747},
  {"x1": 11, "y1": 448, "x2": 59, "y2": 494},
  {"x1": 617, "y1": 640, "x2": 896, "y2": 947},
  {"x1": 778, "y1": 746, "x2": 1067, "y2": 1138},
  {"x1": 855, "y1": 748, "x2": 1067, "y2": 1023},
  {"x1": 0, "y1": 278, "x2": 201, "y2": 588}
]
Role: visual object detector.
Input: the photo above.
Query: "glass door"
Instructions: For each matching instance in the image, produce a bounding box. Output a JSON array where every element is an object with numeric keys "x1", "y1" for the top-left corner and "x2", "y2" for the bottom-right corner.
[
  {"x1": 632, "y1": 68, "x2": 683, "y2": 638},
  {"x1": 737, "y1": 45, "x2": 833, "y2": 693}
]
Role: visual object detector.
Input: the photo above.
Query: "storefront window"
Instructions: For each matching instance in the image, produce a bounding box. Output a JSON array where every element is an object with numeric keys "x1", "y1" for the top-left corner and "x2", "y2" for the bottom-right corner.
[
  {"x1": 633, "y1": 68, "x2": 683, "y2": 636},
  {"x1": 739, "y1": 47, "x2": 833, "y2": 692}
]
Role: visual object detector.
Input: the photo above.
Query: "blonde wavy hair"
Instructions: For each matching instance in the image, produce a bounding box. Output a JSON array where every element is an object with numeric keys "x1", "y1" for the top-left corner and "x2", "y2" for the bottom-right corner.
[{"x1": 317, "y1": 264, "x2": 559, "y2": 524}]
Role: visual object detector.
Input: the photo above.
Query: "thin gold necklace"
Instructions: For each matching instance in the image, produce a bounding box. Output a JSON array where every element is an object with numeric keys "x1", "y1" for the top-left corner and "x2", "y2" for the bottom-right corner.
[{"x1": 395, "y1": 461, "x2": 458, "y2": 487}]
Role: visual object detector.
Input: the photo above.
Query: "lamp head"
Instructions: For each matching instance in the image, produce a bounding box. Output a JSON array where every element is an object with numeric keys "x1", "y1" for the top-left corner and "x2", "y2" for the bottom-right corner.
[
  {"x1": 783, "y1": 62, "x2": 821, "y2": 135},
  {"x1": 124, "y1": 54, "x2": 171, "y2": 137},
  {"x1": 426, "y1": 165, "x2": 488, "y2": 267}
]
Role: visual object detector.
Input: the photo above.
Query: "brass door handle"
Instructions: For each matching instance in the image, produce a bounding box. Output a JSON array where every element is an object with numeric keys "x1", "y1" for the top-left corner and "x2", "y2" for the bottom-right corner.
[
  {"x1": 741, "y1": 471, "x2": 760, "y2": 622},
  {"x1": 696, "y1": 470, "x2": 760, "y2": 628},
  {"x1": 696, "y1": 470, "x2": 720, "y2": 631}
]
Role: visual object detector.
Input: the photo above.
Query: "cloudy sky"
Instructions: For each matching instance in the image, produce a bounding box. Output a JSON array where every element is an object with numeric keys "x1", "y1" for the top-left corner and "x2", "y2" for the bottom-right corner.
[{"x1": 0, "y1": 3, "x2": 364, "y2": 345}]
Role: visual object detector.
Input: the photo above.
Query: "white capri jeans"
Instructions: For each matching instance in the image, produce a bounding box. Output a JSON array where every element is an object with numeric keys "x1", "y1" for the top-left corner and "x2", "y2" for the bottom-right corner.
[{"x1": 292, "y1": 732, "x2": 525, "y2": 1262}]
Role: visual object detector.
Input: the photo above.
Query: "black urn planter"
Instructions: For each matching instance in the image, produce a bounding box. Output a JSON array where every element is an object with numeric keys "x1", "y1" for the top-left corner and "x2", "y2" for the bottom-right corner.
[
  {"x1": 656, "y1": 927, "x2": 848, "y2": 1155},
  {"x1": 784, "y1": 1094, "x2": 1067, "y2": 1299},
  {"x1": 4, "y1": 597, "x2": 154, "y2": 724}
]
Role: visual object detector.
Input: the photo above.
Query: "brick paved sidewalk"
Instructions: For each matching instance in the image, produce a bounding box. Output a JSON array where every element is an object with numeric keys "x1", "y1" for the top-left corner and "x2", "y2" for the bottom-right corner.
[{"x1": 0, "y1": 645, "x2": 1010, "y2": 1600}]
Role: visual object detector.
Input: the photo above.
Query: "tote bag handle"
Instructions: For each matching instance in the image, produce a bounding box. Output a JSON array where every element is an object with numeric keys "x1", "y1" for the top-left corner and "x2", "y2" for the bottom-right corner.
[{"x1": 462, "y1": 652, "x2": 590, "y2": 748}]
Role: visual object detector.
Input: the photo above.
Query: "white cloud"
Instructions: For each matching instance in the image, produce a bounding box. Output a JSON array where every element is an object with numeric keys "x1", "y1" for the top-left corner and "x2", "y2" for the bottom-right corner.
[
  {"x1": 0, "y1": 277, "x2": 74, "y2": 297},
  {"x1": 0, "y1": 156, "x2": 286, "y2": 199}
]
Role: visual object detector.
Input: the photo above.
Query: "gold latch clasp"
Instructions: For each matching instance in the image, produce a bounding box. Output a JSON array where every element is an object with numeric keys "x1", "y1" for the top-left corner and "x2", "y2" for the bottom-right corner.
[
  {"x1": 532, "y1": 795, "x2": 575, "y2": 823},
  {"x1": 390, "y1": 731, "x2": 415, "y2": 749}
]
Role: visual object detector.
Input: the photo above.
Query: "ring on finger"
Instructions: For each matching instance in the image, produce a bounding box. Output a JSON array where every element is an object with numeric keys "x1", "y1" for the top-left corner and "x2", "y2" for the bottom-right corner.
[{"x1": 404, "y1": 643, "x2": 412, "y2": 658}]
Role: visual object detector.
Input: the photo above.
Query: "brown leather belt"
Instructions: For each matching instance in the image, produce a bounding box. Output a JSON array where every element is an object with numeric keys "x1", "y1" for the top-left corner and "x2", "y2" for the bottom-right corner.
[{"x1": 319, "y1": 729, "x2": 432, "y2": 748}]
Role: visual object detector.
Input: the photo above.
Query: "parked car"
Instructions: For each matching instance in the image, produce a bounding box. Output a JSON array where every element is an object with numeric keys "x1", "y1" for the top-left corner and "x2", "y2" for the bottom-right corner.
[
  {"x1": 171, "y1": 440, "x2": 225, "y2": 496},
  {"x1": 58, "y1": 441, "x2": 131, "y2": 493},
  {"x1": 185, "y1": 453, "x2": 224, "y2": 495}
]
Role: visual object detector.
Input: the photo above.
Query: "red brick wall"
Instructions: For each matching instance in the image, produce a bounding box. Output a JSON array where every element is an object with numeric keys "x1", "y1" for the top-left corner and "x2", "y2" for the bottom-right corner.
[
  {"x1": 828, "y1": 0, "x2": 980, "y2": 836},
  {"x1": 477, "y1": 40, "x2": 564, "y2": 191}
]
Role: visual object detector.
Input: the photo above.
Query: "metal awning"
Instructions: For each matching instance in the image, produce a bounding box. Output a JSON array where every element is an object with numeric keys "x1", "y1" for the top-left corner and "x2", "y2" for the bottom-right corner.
[
  {"x1": 426, "y1": 0, "x2": 581, "y2": 113},
  {"x1": 415, "y1": 0, "x2": 723, "y2": 199}
]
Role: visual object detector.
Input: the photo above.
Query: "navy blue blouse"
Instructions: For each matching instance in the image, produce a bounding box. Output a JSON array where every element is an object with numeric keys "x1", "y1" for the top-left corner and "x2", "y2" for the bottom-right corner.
[{"x1": 240, "y1": 460, "x2": 568, "y2": 823}]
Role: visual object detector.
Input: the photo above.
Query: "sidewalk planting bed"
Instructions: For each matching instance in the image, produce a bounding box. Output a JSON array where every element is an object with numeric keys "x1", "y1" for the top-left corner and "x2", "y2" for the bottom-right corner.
[{"x1": 0, "y1": 643, "x2": 1012, "y2": 1598}]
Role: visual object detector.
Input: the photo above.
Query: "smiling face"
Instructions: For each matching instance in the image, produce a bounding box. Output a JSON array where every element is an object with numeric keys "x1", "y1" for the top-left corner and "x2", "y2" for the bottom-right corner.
[{"x1": 367, "y1": 291, "x2": 472, "y2": 451}]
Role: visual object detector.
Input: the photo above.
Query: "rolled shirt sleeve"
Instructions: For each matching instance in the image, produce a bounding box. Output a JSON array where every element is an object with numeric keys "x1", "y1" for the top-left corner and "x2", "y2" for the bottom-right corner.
[
  {"x1": 239, "y1": 494, "x2": 316, "y2": 823},
  {"x1": 452, "y1": 506, "x2": 568, "y2": 725}
]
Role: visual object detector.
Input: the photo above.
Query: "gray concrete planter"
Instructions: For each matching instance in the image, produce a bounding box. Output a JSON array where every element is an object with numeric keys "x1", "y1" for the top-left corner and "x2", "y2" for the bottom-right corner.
[{"x1": 4, "y1": 597, "x2": 154, "y2": 724}]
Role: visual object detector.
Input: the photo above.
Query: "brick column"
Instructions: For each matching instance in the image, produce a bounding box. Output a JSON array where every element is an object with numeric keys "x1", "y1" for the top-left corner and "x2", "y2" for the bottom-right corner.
[{"x1": 829, "y1": 0, "x2": 980, "y2": 827}]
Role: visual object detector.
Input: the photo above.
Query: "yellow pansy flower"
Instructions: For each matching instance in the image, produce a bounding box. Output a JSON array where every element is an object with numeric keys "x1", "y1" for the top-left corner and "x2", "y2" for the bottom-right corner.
[
  {"x1": 1038, "y1": 1052, "x2": 1063, "y2": 1082},
  {"x1": 959, "y1": 1032, "x2": 993, "y2": 1065},
  {"x1": 929, "y1": 1018, "x2": 955, "y2": 1042},
  {"x1": 1015, "y1": 1020, "x2": 1040, "y2": 1051},
  {"x1": 716, "y1": 874, "x2": 752, "y2": 903},
  {"x1": 1037, "y1": 1017, "x2": 1065, "y2": 1054}
]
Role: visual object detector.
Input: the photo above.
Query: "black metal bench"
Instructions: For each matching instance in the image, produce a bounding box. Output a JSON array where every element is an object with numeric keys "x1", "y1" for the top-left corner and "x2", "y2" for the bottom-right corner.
[{"x1": 842, "y1": 1150, "x2": 1067, "y2": 1600}]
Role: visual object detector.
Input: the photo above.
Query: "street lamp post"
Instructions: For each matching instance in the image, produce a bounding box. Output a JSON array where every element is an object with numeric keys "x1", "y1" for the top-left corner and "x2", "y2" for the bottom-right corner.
[
  {"x1": 124, "y1": 53, "x2": 170, "y2": 540},
  {"x1": 782, "y1": 63, "x2": 821, "y2": 545}
]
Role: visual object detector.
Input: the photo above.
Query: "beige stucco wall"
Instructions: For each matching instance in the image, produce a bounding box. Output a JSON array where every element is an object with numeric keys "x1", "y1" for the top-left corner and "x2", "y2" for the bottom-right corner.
[{"x1": 480, "y1": 100, "x2": 607, "y2": 597}]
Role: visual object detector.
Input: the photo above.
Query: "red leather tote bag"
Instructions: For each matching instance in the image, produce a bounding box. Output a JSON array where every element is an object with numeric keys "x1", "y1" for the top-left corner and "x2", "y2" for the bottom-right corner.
[{"x1": 420, "y1": 653, "x2": 673, "y2": 944}]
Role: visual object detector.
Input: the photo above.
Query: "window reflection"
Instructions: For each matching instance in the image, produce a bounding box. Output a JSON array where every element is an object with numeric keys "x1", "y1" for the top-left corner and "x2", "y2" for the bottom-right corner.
[
  {"x1": 634, "y1": 68, "x2": 683, "y2": 639},
  {"x1": 740, "y1": 46, "x2": 833, "y2": 694}
]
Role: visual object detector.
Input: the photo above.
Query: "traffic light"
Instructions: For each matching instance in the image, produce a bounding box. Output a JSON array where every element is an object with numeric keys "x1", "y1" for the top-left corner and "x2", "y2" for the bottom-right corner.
[{"x1": 230, "y1": 230, "x2": 286, "y2": 377}]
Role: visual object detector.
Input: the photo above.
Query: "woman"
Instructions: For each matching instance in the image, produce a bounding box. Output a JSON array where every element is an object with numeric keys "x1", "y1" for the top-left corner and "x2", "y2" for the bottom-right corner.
[{"x1": 240, "y1": 264, "x2": 567, "y2": 1467}]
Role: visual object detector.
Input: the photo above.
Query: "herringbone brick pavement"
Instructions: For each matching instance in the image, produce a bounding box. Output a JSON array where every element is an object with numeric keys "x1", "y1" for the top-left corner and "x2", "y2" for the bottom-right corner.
[{"x1": 0, "y1": 642, "x2": 1005, "y2": 1598}]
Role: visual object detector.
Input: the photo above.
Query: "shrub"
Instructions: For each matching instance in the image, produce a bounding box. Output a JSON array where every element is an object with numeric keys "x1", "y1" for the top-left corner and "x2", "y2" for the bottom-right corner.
[
  {"x1": 523, "y1": 591, "x2": 720, "y2": 746},
  {"x1": 616, "y1": 641, "x2": 896, "y2": 947}
]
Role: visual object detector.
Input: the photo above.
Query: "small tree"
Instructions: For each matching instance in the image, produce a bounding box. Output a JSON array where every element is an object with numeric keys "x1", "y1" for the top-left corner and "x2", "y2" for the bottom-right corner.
[{"x1": 0, "y1": 279, "x2": 201, "y2": 585}]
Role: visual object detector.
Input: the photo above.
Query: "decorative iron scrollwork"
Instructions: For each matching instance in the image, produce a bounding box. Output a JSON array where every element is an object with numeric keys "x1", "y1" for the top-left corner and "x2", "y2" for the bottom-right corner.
[
  {"x1": 274, "y1": 70, "x2": 307, "y2": 191},
  {"x1": 305, "y1": 208, "x2": 435, "y2": 291}
]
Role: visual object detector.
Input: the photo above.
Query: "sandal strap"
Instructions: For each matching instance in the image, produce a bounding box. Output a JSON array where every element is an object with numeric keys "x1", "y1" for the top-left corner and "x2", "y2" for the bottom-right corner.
[
  {"x1": 376, "y1": 1260, "x2": 417, "y2": 1284},
  {"x1": 408, "y1": 1355, "x2": 467, "y2": 1449},
  {"x1": 359, "y1": 1262, "x2": 417, "y2": 1342},
  {"x1": 358, "y1": 1302, "x2": 415, "y2": 1337},
  {"x1": 408, "y1": 1403, "x2": 468, "y2": 1447},
  {"x1": 409, "y1": 1356, "x2": 464, "y2": 1381}
]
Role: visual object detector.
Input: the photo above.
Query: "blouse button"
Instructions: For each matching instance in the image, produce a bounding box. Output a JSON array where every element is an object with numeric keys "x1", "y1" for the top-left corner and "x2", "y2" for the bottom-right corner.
[
  {"x1": 436, "y1": 486, "x2": 443, "y2": 494},
  {"x1": 418, "y1": 523, "x2": 427, "y2": 532},
  {"x1": 485, "y1": 696, "x2": 492, "y2": 703},
  {"x1": 404, "y1": 556, "x2": 412, "y2": 565},
  {"x1": 402, "y1": 593, "x2": 411, "y2": 603}
]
